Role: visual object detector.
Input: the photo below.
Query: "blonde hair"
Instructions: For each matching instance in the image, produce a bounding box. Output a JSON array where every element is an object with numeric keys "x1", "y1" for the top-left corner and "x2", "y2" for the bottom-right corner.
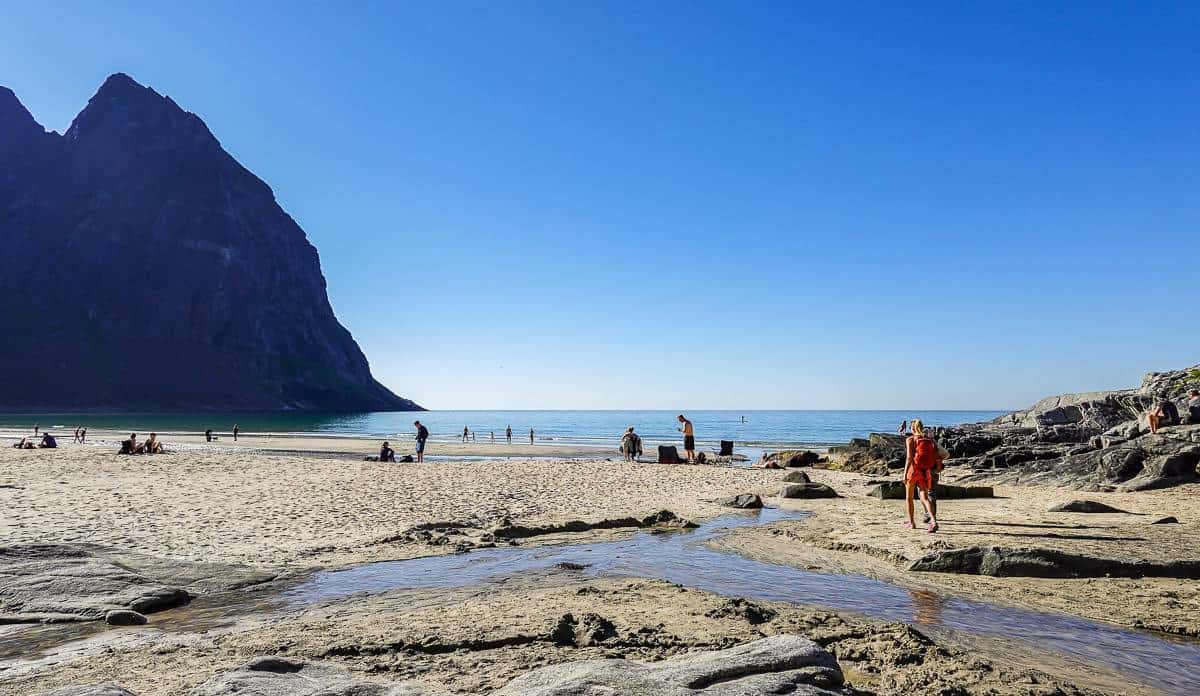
[{"x1": 910, "y1": 419, "x2": 925, "y2": 436}]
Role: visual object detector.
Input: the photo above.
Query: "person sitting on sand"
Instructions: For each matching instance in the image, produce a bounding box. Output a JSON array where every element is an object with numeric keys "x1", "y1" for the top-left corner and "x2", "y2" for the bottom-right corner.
[
  {"x1": 903, "y1": 419, "x2": 941, "y2": 533},
  {"x1": 414, "y1": 421, "x2": 429, "y2": 463},
  {"x1": 38, "y1": 433, "x2": 57, "y2": 449},
  {"x1": 120, "y1": 433, "x2": 144, "y2": 455},
  {"x1": 1148, "y1": 398, "x2": 1180, "y2": 434},
  {"x1": 144, "y1": 433, "x2": 164, "y2": 454},
  {"x1": 205, "y1": 429, "x2": 213, "y2": 443},
  {"x1": 380, "y1": 441, "x2": 395, "y2": 462}
]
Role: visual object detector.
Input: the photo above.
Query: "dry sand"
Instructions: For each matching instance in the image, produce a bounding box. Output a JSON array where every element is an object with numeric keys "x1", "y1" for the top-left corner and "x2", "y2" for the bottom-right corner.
[{"x1": 0, "y1": 435, "x2": 776, "y2": 568}]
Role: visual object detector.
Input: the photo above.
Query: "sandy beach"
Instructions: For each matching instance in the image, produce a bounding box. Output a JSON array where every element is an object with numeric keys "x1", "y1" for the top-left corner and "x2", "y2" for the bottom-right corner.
[{"x1": 1, "y1": 433, "x2": 1196, "y2": 695}]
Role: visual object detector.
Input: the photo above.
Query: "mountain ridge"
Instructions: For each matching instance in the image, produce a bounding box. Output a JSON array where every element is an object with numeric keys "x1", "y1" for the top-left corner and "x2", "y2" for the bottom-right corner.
[{"x1": 0, "y1": 74, "x2": 420, "y2": 412}]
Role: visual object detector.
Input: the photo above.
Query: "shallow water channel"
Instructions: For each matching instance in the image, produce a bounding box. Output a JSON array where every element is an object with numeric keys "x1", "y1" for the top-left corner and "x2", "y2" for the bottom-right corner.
[{"x1": 286, "y1": 507, "x2": 1200, "y2": 695}]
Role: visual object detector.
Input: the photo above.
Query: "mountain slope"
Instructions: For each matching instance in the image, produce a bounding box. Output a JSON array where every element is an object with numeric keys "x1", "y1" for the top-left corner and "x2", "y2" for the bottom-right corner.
[{"x1": 0, "y1": 74, "x2": 419, "y2": 411}]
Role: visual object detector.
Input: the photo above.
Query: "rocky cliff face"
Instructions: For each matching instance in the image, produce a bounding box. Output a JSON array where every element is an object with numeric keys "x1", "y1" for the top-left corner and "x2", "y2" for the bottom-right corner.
[{"x1": 0, "y1": 74, "x2": 418, "y2": 411}]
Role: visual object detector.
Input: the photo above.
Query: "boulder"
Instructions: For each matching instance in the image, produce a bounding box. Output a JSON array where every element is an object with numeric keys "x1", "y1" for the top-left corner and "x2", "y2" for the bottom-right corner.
[
  {"x1": 493, "y1": 634, "x2": 844, "y2": 695},
  {"x1": 782, "y1": 470, "x2": 811, "y2": 483},
  {"x1": 867, "y1": 482, "x2": 993, "y2": 500},
  {"x1": 759, "y1": 450, "x2": 822, "y2": 468},
  {"x1": 104, "y1": 609, "x2": 148, "y2": 626},
  {"x1": 1048, "y1": 500, "x2": 1128, "y2": 514},
  {"x1": 718, "y1": 493, "x2": 763, "y2": 509},
  {"x1": 909, "y1": 546, "x2": 1200, "y2": 579},
  {"x1": 779, "y1": 483, "x2": 838, "y2": 499},
  {"x1": 1150, "y1": 516, "x2": 1179, "y2": 524},
  {"x1": 191, "y1": 656, "x2": 448, "y2": 695}
]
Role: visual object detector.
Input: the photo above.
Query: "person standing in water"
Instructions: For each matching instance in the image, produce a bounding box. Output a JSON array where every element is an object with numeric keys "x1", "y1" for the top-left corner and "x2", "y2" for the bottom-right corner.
[
  {"x1": 462, "y1": 426, "x2": 469, "y2": 443},
  {"x1": 677, "y1": 414, "x2": 695, "y2": 463},
  {"x1": 529, "y1": 427, "x2": 535, "y2": 445},
  {"x1": 232, "y1": 424, "x2": 240, "y2": 441},
  {"x1": 505, "y1": 426, "x2": 513, "y2": 444},
  {"x1": 903, "y1": 419, "x2": 942, "y2": 533},
  {"x1": 414, "y1": 420, "x2": 429, "y2": 463}
]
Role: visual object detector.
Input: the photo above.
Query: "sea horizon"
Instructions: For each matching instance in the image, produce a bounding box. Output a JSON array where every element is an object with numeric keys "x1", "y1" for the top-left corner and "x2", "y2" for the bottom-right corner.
[{"x1": 0, "y1": 409, "x2": 1006, "y2": 449}]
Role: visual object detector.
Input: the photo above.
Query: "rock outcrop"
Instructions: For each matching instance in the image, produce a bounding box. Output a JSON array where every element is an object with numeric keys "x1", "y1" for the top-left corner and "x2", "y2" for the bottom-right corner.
[
  {"x1": 0, "y1": 74, "x2": 418, "y2": 411},
  {"x1": 190, "y1": 656, "x2": 448, "y2": 696},
  {"x1": 0, "y1": 543, "x2": 275, "y2": 623},
  {"x1": 829, "y1": 364, "x2": 1200, "y2": 491}
]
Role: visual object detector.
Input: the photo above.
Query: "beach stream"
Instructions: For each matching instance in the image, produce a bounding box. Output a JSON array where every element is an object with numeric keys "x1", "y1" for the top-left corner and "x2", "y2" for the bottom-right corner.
[{"x1": 5, "y1": 507, "x2": 1198, "y2": 694}]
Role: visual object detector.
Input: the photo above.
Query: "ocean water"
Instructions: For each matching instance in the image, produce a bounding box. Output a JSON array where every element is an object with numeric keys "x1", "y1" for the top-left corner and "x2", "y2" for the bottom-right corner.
[{"x1": 0, "y1": 410, "x2": 1003, "y2": 448}]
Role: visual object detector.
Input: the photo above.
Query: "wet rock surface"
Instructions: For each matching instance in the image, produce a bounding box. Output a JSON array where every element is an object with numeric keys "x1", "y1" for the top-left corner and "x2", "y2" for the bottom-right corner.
[{"x1": 0, "y1": 544, "x2": 275, "y2": 622}]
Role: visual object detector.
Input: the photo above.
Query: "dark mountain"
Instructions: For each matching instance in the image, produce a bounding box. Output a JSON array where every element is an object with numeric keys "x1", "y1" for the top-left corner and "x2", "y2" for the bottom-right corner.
[{"x1": 0, "y1": 74, "x2": 419, "y2": 411}]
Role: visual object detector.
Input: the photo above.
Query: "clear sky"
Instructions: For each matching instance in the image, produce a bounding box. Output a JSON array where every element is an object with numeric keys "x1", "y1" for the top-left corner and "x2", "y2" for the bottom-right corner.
[{"x1": 3, "y1": 1, "x2": 1197, "y2": 410}]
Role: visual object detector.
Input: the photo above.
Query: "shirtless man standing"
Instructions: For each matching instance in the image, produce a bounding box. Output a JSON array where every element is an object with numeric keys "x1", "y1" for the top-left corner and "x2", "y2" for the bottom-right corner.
[{"x1": 677, "y1": 414, "x2": 695, "y2": 463}]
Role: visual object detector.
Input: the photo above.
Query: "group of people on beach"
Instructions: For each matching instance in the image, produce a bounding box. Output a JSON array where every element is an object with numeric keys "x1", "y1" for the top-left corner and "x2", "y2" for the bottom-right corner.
[
  {"x1": 120, "y1": 432, "x2": 164, "y2": 455},
  {"x1": 1148, "y1": 389, "x2": 1200, "y2": 433}
]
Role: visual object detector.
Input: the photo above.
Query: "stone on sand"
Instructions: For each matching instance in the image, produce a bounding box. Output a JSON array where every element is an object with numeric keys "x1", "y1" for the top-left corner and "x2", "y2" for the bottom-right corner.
[
  {"x1": 1047, "y1": 500, "x2": 1128, "y2": 514},
  {"x1": 493, "y1": 634, "x2": 843, "y2": 695},
  {"x1": 782, "y1": 470, "x2": 811, "y2": 483},
  {"x1": 778, "y1": 483, "x2": 838, "y2": 499},
  {"x1": 104, "y1": 609, "x2": 148, "y2": 626},
  {"x1": 718, "y1": 493, "x2": 763, "y2": 509}
]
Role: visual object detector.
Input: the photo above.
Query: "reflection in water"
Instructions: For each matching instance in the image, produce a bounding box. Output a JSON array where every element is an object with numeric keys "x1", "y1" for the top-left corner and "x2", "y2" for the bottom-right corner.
[
  {"x1": 909, "y1": 589, "x2": 948, "y2": 628},
  {"x1": 288, "y1": 507, "x2": 1200, "y2": 696}
]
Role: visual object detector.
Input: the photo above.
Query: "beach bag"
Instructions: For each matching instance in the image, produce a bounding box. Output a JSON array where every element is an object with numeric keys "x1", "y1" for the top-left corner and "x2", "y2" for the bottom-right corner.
[
  {"x1": 658, "y1": 445, "x2": 683, "y2": 464},
  {"x1": 913, "y1": 436, "x2": 939, "y2": 471}
]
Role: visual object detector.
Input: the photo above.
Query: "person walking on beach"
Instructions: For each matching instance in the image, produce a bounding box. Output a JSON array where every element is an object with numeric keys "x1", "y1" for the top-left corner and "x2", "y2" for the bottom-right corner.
[
  {"x1": 414, "y1": 420, "x2": 429, "y2": 463},
  {"x1": 73, "y1": 426, "x2": 80, "y2": 444},
  {"x1": 490, "y1": 431, "x2": 495, "y2": 444},
  {"x1": 79, "y1": 427, "x2": 86, "y2": 443},
  {"x1": 677, "y1": 414, "x2": 695, "y2": 463},
  {"x1": 232, "y1": 424, "x2": 240, "y2": 441},
  {"x1": 529, "y1": 427, "x2": 535, "y2": 445},
  {"x1": 903, "y1": 419, "x2": 942, "y2": 533},
  {"x1": 462, "y1": 426, "x2": 469, "y2": 443},
  {"x1": 33, "y1": 423, "x2": 38, "y2": 437},
  {"x1": 620, "y1": 427, "x2": 642, "y2": 462},
  {"x1": 506, "y1": 426, "x2": 512, "y2": 444}
]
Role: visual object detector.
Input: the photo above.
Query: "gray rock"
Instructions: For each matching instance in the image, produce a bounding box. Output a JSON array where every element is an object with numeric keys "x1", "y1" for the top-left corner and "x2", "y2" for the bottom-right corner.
[
  {"x1": 778, "y1": 483, "x2": 838, "y2": 499},
  {"x1": 782, "y1": 470, "x2": 811, "y2": 483},
  {"x1": 36, "y1": 686, "x2": 136, "y2": 696},
  {"x1": 493, "y1": 634, "x2": 843, "y2": 695},
  {"x1": 718, "y1": 493, "x2": 763, "y2": 509},
  {"x1": 0, "y1": 544, "x2": 274, "y2": 622},
  {"x1": 867, "y1": 482, "x2": 993, "y2": 500},
  {"x1": 1048, "y1": 500, "x2": 1128, "y2": 514},
  {"x1": 190, "y1": 656, "x2": 448, "y2": 695},
  {"x1": 104, "y1": 609, "x2": 148, "y2": 626},
  {"x1": 909, "y1": 546, "x2": 1200, "y2": 579},
  {"x1": 759, "y1": 450, "x2": 822, "y2": 468}
]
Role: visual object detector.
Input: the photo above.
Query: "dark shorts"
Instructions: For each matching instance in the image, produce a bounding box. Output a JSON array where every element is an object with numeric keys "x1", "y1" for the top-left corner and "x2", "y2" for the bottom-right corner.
[
  {"x1": 684, "y1": 435, "x2": 695, "y2": 450},
  {"x1": 415, "y1": 439, "x2": 426, "y2": 453}
]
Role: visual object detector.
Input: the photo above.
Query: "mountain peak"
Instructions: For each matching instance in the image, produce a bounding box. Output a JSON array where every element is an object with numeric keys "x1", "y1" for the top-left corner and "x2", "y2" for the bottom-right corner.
[
  {"x1": 0, "y1": 85, "x2": 42, "y2": 133},
  {"x1": 65, "y1": 73, "x2": 211, "y2": 148}
]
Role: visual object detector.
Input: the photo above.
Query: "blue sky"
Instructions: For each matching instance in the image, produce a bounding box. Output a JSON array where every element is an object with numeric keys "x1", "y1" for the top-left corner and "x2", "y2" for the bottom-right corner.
[{"x1": 3, "y1": 1, "x2": 1197, "y2": 409}]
